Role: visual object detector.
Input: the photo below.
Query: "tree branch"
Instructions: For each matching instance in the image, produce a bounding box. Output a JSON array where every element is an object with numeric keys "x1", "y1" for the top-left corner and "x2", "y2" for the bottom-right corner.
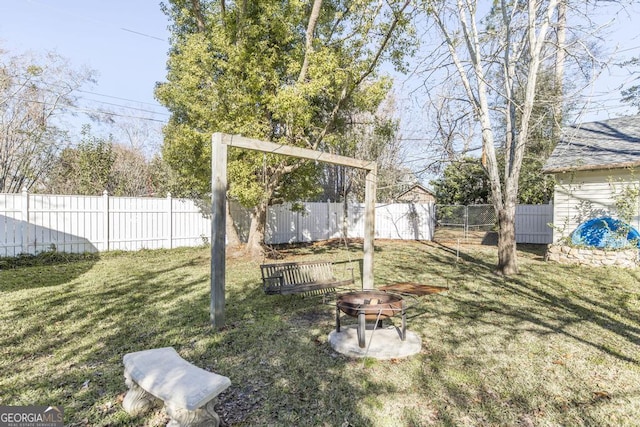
[
  {"x1": 312, "y1": 0, "x2": 411, "y2": 150},
  {"x1": 298, "y1": 0, "x2": 323, "y2": 83}
]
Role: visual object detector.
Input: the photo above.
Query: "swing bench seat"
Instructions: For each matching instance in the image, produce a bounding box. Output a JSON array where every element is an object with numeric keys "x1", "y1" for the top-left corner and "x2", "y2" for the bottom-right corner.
[{"x1": 260, "y1": 260, "x2": 354, "y2": 295}]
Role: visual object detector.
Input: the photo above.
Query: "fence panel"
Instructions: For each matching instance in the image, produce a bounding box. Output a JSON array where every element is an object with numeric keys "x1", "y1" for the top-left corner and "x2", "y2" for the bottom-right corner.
[
  {"x1": 172, "y1": 198, "x2": 211, "y2": 248},
  {"x1": 29, "y1": 193, "x2": 102, "y2": 254},
  {"x1": 375, "y1": 203, "x2": 436, "y2": 240},
  {"x1": 109, "y1": 196, "x2": 166, "y2": 251},
  {"x1": 515, "y1": 204, "x2": 553, "y2": 244},
  {"x1": 301, "y1": 202, "x2": 331, "y2": 242},
  {"x1": 436, "y1": 204, "x2": 552, "y2": 244},
  {"x1": 327, "y1": 202, "x2": 345, "y2": 240},
  {"x1": 265, "y1": 203, "x2": 296, "y2": 244},
  {"x1": 0, "y1": 193, "x2": 24, "y2": 257}
]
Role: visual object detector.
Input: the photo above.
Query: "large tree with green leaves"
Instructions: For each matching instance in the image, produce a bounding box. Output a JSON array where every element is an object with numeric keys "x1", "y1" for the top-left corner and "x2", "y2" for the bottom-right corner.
[{"x1": 155, "y1": 0, "x2": 414, "y2": 256}]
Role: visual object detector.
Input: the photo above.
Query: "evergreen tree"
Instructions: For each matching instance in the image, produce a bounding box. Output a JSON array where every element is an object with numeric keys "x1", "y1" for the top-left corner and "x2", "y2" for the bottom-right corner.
[{"x1": 156, "y1": 0, "x2": 414, "y2": 256}]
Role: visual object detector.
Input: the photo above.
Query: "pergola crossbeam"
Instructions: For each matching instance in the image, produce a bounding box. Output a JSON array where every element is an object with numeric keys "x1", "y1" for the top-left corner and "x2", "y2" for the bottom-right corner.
[{"x1": 222, "y1": 134, "x2": 377, "y2": 171}]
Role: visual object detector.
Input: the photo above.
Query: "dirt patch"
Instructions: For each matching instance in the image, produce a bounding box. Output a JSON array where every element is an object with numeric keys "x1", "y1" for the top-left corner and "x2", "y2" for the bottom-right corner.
[
  {"x1": 216, "y1": 382, "x2": 267, "y2": 426},
  {"x1": 433, "y1": 227, "x2": 497, "y2": 245}
]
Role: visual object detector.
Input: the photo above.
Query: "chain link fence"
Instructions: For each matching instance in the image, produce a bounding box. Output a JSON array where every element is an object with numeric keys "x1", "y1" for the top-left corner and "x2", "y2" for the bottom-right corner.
[{"x1": 435, "y1": 204, "x2": 497, "y2": 243}]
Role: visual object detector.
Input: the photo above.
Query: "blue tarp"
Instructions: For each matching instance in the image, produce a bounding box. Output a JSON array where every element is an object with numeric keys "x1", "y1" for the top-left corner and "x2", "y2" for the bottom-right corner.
[{"x1": 571, "y1": 217, "x2": 640, "y2": 249}]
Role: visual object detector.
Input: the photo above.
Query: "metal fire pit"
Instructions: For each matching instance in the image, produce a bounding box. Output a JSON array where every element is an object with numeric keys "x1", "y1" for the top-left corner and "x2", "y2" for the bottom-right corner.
[{"x1": 336, "y1": 290, "x2": 406, "y2": 348}]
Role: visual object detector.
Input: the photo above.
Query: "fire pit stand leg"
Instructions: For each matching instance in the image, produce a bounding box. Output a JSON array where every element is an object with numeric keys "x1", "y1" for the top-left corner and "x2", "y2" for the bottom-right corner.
[
  {"x1": 357, "y1": 311, "x2": 366, "y2": 348},
  {"x1": 336, "y1": 305, "x2": 341, "y2": 332}
]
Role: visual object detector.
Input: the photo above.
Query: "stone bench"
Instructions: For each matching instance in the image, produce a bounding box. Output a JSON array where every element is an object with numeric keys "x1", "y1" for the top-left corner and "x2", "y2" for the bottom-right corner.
[{"x1": 122, "y1": 347, "x2": 231, "y2": 427}]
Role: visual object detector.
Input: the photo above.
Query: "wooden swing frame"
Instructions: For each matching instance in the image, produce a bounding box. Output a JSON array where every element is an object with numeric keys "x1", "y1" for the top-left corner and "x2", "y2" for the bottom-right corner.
[{"x1": 210, "y1": 133, "x2": 377, "y2": 328}]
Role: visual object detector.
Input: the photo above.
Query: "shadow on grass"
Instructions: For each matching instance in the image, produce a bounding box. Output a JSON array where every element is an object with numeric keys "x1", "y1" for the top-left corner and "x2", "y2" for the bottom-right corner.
[
  {"x1": 427, "y1": 243, "x2": 640, "y2": 364},
  {"x1": 213, "y1": 275, "x2": 375, "y2": 425},
  {"x1": 1, "y1": 248, "x2": 376, "y2": 425},
  {"x1": 0, "y1": 252, "x2": 100, "y2": 292},
  {"x1": 3, "y1": 242, "x2": 640, "y2": 426},
  {"x1": 368, "y1": 241, "x2": 640, "y2": 425}
]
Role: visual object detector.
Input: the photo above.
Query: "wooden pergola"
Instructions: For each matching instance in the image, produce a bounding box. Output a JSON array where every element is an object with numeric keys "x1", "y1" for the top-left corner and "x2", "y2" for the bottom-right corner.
[{"x1": 210, "y1": 133, "x2": 377, "y2": 328}]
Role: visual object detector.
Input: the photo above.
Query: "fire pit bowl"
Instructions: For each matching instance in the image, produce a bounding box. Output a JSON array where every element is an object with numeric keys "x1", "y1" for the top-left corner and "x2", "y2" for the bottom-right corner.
[
  {"x1": 335, "y1": 290, "x2": 406, "y2": 348},
  {"x1": 337, "y1": 291, "x2": 404, "y2": 321}
]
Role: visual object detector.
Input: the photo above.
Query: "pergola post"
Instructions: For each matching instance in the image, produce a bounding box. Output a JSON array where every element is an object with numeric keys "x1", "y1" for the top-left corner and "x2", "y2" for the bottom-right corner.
[{"x1": 210, "y1": 133, "x2": 227, "y2": 328}]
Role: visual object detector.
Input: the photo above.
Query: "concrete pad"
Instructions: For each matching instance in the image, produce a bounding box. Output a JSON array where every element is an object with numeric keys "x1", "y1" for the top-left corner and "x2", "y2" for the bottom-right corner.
[{"x1": 328, "y1": 325, "x2": 422, "y2": 359}]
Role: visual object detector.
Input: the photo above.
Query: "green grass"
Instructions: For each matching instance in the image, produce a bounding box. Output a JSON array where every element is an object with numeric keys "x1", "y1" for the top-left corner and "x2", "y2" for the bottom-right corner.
[{"x1": 2, "y1": 241, "x2": 640, "y2": 426}]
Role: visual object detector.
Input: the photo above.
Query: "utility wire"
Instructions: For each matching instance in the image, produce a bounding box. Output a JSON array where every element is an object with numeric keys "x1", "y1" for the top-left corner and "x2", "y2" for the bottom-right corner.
[
  {"x1": 68, "y1": 106, "x2": 168, "y2": 123},
  {"x1": 76, "y1": 89, "x2": 166, "y2": 108},
  {"x1": 12, "y1": 97, "x2": 168, "y2": 123},
  {"x1": 24, "y1": 0, "x2": 167, "y2": 43},
  {"x1": 5, "y1": 75, "x2": 170, "y2": 117},
  {"x1": 8, "y1": 93, "x2": 170, "y2": 118}
]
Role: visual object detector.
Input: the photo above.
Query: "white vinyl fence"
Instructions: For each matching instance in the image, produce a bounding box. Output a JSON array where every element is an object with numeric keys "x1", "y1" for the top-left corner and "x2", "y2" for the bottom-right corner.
[
  {"x1": 435, "y1": 204, "x2": 553, "y2": 245},
  {"x1": 0, "y1": 191, "x2": 553, "y2": 257},
  {"x1": 256, "y1": 201, "x2": 436, "y2": 243},
  {"x1": 515, "y1": 204, "x2": 554, "y2": 244},
  {"x1": 0, "y1": 191, "x2": 211, "y2": 257}
]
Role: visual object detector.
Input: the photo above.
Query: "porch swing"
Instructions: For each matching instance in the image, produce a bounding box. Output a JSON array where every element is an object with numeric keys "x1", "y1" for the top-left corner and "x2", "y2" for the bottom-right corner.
[
  {"x1": 260, "y1": 258, "x2": 355, "y2": 295},
  {"x1": 259, "y1": 162, "x2": 356, "y2": 296}
]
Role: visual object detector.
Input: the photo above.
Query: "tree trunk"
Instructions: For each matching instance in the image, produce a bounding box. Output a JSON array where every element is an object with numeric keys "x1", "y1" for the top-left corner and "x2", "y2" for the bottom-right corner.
[
  {"x1": 342, "y1": 197, "x2": 349, "y2": 241},
  {"x1": 225, "y1": 200, "x2": 242, "y2": 247},
  {"x1": 245, "y1": 200, "x2": 267, "y2": 259},
  {"x1": 496, "y1": 206, "x2": 518, "y2": 275}
]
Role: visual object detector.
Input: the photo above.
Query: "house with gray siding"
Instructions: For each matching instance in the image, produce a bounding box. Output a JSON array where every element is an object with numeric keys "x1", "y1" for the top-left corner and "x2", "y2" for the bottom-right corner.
[{"x1": 542, "y1": 115, "x2": 640, "y2": 242}]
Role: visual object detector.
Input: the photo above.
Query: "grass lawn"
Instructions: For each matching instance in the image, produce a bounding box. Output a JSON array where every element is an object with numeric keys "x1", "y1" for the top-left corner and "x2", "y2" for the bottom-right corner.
[{"x1": 1, "y1": 240, "x2": 640, "y2": 426}]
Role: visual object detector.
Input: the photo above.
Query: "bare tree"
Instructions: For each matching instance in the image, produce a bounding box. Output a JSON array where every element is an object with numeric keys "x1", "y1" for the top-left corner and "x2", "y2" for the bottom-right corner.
[
  {"x1": 320, "y1": 93, "x2": 414, "y2": 204},
  {"x1": 110, "y1": 144, "x2": 154, "y2": 196},
  {"x1": 417, "y1": 83, "x2": 480, "y2": 176},
  {"x1": 420, "y1": 0, "x2": 560, "y2": 275},
  {"x1": 0, "y1": 49, "x2": 95, "y2": 192}
]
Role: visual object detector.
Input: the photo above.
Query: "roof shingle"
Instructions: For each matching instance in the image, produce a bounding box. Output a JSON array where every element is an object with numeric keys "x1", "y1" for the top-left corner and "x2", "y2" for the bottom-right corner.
[{"x1": 542, "y1": 115, "x2": 640, "y2": 173}]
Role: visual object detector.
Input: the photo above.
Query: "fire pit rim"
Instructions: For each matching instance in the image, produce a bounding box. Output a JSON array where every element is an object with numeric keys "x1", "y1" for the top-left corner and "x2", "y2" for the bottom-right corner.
[{"x1": 336, "y1": 290, "x2": 405, "y2": 318}]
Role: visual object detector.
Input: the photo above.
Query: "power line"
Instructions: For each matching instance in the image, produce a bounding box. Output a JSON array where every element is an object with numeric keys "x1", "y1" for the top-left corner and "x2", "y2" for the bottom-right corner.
[
  {"x1": 68, "y1": 105, "x2": 168, "y2": 123},
  {"x1": 11, "y1": 97, "x2": 168, "y2": 124},
  {"x1": 120, "y1": 28, "x2": 166, "y2": 42},
  {"x1": 76, "y1": 89, "x2": 166, "y2": 108},
  {"x1": 78, "y1": 97, "x2": 170, "y2": 117},
  {"x1": 24, "y1": 0, "x2": 167, "y2": 43},
  {"x1": 5, "y1": 75, "x2": 170, "y2": 117}
]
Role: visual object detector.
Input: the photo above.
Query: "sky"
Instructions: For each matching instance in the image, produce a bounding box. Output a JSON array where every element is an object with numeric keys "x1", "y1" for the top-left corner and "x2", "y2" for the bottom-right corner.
[
  {"x1": 2, "y1": 1, "x2": 640, "y2": 157},
  {"x1": 0, "y1": 0, "x2": 171, "y2": 147},
  {"x1": 567, "y1": 1, "x2": 640, "y2": 122}
]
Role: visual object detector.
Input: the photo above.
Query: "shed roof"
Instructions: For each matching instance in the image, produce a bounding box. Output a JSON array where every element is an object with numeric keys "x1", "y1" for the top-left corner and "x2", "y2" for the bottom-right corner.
[
  {"x1": 396, "y1": 183, "x2": 434, "y2": 198},
  {"x1": 542, "y1": 115, "x2": 640, "y2": 173}
]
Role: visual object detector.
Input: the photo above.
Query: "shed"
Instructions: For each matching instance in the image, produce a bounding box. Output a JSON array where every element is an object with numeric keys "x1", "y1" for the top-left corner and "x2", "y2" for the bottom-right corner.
[
  {"x1": 542, "y1": 115, "x2": 640, "y2": 242},
  {"x1": 395, "y1": 184, "x2": 436, "y2": 204}
]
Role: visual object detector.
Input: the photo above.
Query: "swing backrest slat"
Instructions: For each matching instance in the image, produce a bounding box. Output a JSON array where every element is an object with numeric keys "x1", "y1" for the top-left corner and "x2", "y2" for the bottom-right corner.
[{"x1": 260, "y1": 260, "x2": 354, "y2": 295}]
